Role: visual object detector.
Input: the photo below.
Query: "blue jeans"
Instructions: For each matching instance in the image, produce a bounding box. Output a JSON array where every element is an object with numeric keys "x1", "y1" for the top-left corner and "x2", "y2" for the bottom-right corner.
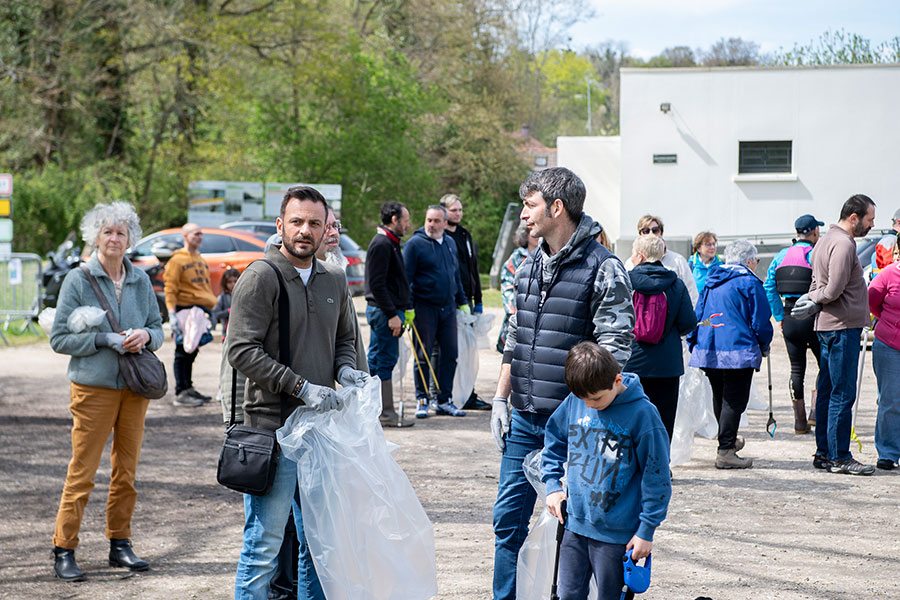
[
  {"x1": 492, "y1": 409, "x2": 550, "y2": 600},
  {"x1": 557, "y1": 530, "x2": 626, "y2": 600},
  {"x1": 366, "y1": 306, "x2": 401, "y2": 381},
  {"x1": 815, "y1": 328, "x2": 862, "y2": 462},
  {"x1": 411, "y1": 302, "x2": 458, "y2": 403},
  {"x1": 873, "y1": 338, "x2": 900, "y2": 462},
  {"x1": 234, "y1": 455, "x2": 324, "y2": 600}
]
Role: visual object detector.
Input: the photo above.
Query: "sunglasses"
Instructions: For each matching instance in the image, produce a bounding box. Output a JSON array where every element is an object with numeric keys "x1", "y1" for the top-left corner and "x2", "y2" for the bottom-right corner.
[{"x1": 640, "y1": 226, "x2": 661, "y2": 235}]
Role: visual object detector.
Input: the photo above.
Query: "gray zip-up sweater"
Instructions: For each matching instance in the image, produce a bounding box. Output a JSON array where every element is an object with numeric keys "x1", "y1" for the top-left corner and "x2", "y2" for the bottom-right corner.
[
  {"x1": 50, "y1": 255, "x2": 164, "y2": 389},
  {"x1": 226, "y1": 247, "x2": 357, "y2": 432}
]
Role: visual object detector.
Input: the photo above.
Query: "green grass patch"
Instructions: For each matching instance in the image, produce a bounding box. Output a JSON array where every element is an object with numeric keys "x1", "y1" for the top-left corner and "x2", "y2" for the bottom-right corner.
[
  {"x1": 1, "y1": 320, "x2": 47, "y2": 347},
  {"x1": 480, "y1": 273, "x2": 502, "y2": 309}
]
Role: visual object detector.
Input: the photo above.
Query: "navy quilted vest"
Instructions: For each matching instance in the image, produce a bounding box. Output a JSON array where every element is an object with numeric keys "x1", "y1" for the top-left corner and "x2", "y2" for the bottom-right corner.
[{"x1": 510, "y1": 238, "x2": 613, "y2": 414}]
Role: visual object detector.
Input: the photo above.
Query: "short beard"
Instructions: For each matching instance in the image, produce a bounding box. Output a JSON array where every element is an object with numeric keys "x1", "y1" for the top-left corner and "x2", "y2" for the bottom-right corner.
[
  {"x1": 852, "y1": 221, "x2": 871, "y2": 237},
  {"x1": 323, "y1": 246, "x2": 348, "y2": 270},
  {"x1": 283, "y1": 236, "x2": 319, "y2": 261}
]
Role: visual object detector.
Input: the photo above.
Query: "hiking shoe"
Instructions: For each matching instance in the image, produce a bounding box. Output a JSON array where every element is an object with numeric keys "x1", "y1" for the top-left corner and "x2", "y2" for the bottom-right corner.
[
  {"x1": 462, "y1": 394, "x2": 492, "y2": 411},
  {"x1": 186, "y1": 387, "x2": 212, "y2": 403},
  {"x1": 812, "y1": 453, "x2": 832, "y2": 470},
  {"x1": 828, "y1": 458, "x2": 875, "y2": 476},
  {"x1": 173, "y1": 390, "x2": 203, "y2": 407},
  {"x1": 876, "y1": 459, "x2": 897, "y2": 471},
  {"x1": 435, "y1": 402, "x2": 466, "y2": 417},
  {"x1": 715, "y1": 448, "x2": 752, "y2": 469},
  {"x1": 415, "y1": 400, "x2": 429, "y2": 419}
]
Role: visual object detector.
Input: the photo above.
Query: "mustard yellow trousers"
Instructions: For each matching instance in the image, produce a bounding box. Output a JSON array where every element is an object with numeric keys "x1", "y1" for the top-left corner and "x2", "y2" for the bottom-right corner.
[{"x1": 53, "y1": 382, "x2": 150, "y2": 549}]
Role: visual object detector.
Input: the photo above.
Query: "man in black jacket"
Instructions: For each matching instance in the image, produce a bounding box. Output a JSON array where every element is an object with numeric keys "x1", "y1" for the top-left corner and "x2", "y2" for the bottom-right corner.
[
  {"x1": 365, "y1": 201, "x2": 414, "y2": 427},
  {"x1": 441, "y1": 193, "x2": 490, "y2": 410}
]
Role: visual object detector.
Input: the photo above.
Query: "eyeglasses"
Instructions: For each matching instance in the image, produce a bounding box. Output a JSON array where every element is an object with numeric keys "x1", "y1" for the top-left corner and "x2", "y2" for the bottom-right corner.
[
  {"x1": 639, "y1": 226, "x2": 661, "y2": 235},
  {"x1": 701, "y1": 241, "x2": 717, "y2": 248},
  {"x1": 328, "y1": 220, "x2": 342, "y2": 231}
]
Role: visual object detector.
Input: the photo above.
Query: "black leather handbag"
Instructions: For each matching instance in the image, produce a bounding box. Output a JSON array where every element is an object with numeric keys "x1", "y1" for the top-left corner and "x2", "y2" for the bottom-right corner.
[
  {"x1": 81, "y1": 266, "x2": 168, "y2": 400},
  {"x1": 216, "y1": 260, "x2": 290, "y2": 496}
]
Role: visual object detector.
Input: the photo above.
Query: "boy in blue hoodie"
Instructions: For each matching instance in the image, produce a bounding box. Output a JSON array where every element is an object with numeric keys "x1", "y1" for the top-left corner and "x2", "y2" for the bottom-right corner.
[{"x1": 543, "y1": 342, "x2": 672, "y2": 599}]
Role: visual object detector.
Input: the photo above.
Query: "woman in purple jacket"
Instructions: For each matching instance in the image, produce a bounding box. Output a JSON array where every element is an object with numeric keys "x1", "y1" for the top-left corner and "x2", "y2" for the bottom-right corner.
[{"x1": 869, "y1": 237, "x2": 900, "y2": 470}]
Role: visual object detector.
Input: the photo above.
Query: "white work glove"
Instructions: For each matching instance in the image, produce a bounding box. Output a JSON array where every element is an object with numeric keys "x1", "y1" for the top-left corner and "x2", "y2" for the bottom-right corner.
[
  {"x1": 95, "y1": 332, "x2": 127, "y2": 354},
  {"x1": 169, "y1": 312, "x2": 181, "y2": 337},
  {"x1": 337, "y1": 365, "x2": 370, "y2": 388},
  {"x1": 790, "y1": 294, "x2": 821, "y2": 320},
  {"x1": 296, "y1": 381, "x2": 344, "y2": 412},
  {"x1": 491, "y1": 397, "x2": 510, "y2": 453}
]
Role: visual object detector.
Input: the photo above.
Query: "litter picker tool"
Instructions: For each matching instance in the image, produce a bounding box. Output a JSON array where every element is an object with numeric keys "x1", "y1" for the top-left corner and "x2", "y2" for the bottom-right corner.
[
  {"x1": 550, "y1": 499, "x2": 566, "y2": 600},
  {"x1": 620, "y1": 549, "x2": 651, "y2": 600},
  {"x1": 407, "y1": 329, "x2": 431, "y2": 394},
  {"x1": 697, "y1": 313, "x2": 724, "y2": 328},
  {"x1": 851, "y1": 327, "x2": 869, "y2": 453},
  {"x1": 409, "y1": 321, "x2": 441, "y2": 394},
  {"x1": 766, "y1": 354, "x2": 776, "y2": 437}
]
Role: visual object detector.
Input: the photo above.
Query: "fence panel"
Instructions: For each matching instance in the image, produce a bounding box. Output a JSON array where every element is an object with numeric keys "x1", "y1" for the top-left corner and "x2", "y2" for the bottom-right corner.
[{"x1": 0, "y1": 253, "x2": 43, "y2": 343}]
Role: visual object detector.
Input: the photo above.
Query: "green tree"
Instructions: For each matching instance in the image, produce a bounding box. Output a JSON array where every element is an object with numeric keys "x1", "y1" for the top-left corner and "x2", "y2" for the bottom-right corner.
[{"x1": 774, "y1": 29, "x2": 900, "y2": 65}]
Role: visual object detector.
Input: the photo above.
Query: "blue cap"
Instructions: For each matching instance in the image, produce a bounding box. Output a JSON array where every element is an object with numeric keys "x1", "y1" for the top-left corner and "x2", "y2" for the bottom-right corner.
[{"x1": 794, "y1": 214, "x2": 824, "y2": 234}]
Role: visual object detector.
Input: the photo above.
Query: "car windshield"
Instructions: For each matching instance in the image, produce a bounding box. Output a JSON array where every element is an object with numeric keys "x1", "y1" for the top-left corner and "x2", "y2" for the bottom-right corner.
[{"x1": 339, "y1": 234, "x2": 360, "y2": 252}]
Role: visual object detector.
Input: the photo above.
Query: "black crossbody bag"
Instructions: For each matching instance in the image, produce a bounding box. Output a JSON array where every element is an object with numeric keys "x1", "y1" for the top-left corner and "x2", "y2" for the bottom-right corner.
[
  {"x1": 216, "y1": 259, "x2": 291, "y2": 496},
  {"x1": 80, "y1": 266, "x2": 168, "y2": 400}
]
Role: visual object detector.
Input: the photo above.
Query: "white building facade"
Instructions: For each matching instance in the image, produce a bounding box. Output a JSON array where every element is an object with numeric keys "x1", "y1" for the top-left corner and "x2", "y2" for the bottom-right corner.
[{"x1": 560, "y1": 64, "x2": 900, "y2": 255}]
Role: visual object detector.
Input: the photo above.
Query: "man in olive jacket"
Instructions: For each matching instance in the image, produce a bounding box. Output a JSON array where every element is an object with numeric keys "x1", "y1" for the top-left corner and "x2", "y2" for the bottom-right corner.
[{"x1": 226, "y1": 186, "x2": 365, "y2": 600}]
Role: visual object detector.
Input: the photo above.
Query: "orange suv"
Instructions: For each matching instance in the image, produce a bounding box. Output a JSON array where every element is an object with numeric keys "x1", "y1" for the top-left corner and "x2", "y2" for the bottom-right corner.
[{"x1": 129, "y1": 228, "x2": 266, "y2": 318}]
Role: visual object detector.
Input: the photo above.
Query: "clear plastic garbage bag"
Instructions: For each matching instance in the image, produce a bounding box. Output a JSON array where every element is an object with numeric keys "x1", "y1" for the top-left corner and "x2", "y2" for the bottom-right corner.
[
  {"x1": 473, "y1": 312, "x2": 496, "y2": 350},
  {"x1": 67, "y1": 306, "x2": 107, "y2": 333},
  {"x1": 516, "y1": 450, "x2": 597, "y2": 600},
  {"x1": 392, "y1": 334, "x2": 412, "y2": 399},
  {"x1": 277, "y1": 377, "x2": 438, "y2": 600},
  {"x1": 452, "y1": 310, "x2": 479, "y2": 407},
  {"x1": 671, "y1": 342, "x2": 718, "y2": 466},
  {"x1": 38, "y1": 307, "x2": 57, "y2": 335}
]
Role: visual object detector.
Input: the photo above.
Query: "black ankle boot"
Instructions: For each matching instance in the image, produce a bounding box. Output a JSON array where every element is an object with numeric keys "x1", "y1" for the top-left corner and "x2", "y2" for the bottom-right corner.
[
  {"x1": 109, "y1": 538, "x2": 150, "y2": 571},
  {"x1": 53, "y1": 546, "x2": 86, "y2": 582}
]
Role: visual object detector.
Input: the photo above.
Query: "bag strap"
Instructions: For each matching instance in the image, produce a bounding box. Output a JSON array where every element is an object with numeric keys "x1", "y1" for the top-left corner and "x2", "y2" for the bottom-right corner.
[
  {"x1": 228, "y1": 258, "x2": 292, "y2": 428},
  {"x1": 79, "y1": 265, "x2": 122, "y2": 332}
]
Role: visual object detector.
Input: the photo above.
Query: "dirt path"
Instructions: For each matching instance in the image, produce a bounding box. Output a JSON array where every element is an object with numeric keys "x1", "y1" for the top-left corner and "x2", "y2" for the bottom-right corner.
[{"x1": 1, "y1": 302, "x2": 898, "y2": 599}]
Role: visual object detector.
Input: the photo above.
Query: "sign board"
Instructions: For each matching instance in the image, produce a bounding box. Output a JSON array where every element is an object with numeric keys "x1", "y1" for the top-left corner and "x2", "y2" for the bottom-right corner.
[
  {"x1": 264, "y1": 183, "x2": 343, "y2": 218},
  {"x1": 0, "y1": 174, "x2": 11, "y2": 196},
  {"x1": 8, "y1": 257, "x2": 22, "y2": 285},
  {"x1": 0, "y1": 219, "x2": 12, "y2": 242},
  {"x1": 652, "y1": 154, "x2": 677, "y2": 164},
  {"x1": 187, "y1": 181, "x2": 264, "y2": 227},
  {"x1": 0, "y1": 199, "x2": 10, "y2": 217},
  {"x1": 0, "y1": 242, "x2": 10, "y2": 256}
]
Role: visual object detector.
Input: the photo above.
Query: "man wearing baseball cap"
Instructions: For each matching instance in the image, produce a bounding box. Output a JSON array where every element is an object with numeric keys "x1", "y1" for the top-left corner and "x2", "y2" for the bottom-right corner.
[
  {"x1": 762, "y1": 213, "x2": 825, "y2": 435},
  {"x1": 871, "y1": 208, "x2": 900, "y2": 278}
]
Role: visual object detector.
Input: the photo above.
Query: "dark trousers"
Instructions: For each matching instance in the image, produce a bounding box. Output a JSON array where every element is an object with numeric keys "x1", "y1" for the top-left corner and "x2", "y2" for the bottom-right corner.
[
  {"x1": 781, "y1": 305, "x2": 821, "y2": 401},
  {"x1": 412, "y1": 302, "x2": 458, "y2": 404},
  {"x1": 173, "y1": 304, "x2": 200, "y2": 394},
  {"x1": 557, "y1": 529, "x2": 626, "y2": 600},
  {"x1": 702, "y1": 367, "x2": 754, "y2": 450},
  {"x1": 639, "y1": 376, "x2": 680, "y2": 445},
  {"x1": 173, "y1": 342, "x2": 198, "y2": 395}
]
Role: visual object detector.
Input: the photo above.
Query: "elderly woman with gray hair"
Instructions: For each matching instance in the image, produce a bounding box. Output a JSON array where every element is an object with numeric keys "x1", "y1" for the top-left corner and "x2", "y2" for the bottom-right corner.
[
  {"x1": 687, "y1": 239, "x2": 773, "y2": 469},
  {"x1": 49, "y1": 202, "x2": 163, "y2": 581}
]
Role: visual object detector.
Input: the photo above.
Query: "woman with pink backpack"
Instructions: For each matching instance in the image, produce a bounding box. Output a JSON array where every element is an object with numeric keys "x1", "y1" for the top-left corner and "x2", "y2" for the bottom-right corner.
[{"x1": 625, "y1": 235, "x2": 697, "y2": 445}]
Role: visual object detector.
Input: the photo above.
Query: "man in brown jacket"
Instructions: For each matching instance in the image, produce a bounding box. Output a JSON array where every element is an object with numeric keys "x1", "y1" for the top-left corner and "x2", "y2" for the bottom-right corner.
[
  {"x1": 792, "y1": 194, "x2": 876, "y2": 475},
  {"x1": 163, "y1": 223, "x2": 218, "y2": 406},
  {"x1": 226, "y1": 185, "x2": 364, "y2": 599}
]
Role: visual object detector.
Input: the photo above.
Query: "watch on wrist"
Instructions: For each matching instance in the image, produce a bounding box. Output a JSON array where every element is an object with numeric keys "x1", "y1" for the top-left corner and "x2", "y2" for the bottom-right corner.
[{"x1": 291, "y1": 377, "x2": 306, "y2": 398}]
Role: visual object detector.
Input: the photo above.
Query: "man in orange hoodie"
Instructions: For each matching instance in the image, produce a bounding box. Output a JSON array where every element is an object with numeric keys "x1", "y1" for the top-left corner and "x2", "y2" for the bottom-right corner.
[{"x1": 163, "y1": 223, "x2": 218, "y2": 407}]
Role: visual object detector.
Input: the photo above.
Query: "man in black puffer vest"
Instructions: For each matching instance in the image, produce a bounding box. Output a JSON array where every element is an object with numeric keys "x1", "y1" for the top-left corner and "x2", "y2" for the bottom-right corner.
[{"x1": 489, "y1": 167, "x2": 635, "y2": 600}]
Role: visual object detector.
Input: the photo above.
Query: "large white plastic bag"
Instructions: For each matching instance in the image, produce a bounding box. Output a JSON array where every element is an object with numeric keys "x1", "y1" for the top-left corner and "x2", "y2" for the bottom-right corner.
[
  {"x1": 452, "y1": 310, "x2": 479, "y2": 407},
  {"x1": 473, "y1": 312, "x2": 496, "y2": 350},
  {"x1": 516, "y1": 451, "x2": 598, "y2": 600},
  {"x1": 277, "y1": 378, "x2": 438, "y2": 600},
  {"x1": 38, "y1": 307, "x2": 57, "y2": 335},
  {"x1": 67, "y1": 306, "x2": 107, "y2": 332}
]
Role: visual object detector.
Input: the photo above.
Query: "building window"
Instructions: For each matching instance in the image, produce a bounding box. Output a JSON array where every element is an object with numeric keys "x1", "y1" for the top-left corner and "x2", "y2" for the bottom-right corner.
[
  {"x1": 738, "y1": 141, "x2": 792, "y2": 174},
  {"x1": 534, "y1": 156, "x2": 548, "y2": 167}
]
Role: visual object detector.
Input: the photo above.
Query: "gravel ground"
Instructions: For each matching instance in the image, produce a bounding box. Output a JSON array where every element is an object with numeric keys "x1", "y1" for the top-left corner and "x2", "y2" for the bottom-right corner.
[{"x1": 1, "y1": 300, "x2": 898, "y2": 600}]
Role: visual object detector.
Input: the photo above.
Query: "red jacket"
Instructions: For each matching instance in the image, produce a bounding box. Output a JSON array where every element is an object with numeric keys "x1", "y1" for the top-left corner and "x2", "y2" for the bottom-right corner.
[{"x1": 869, "y1": 261, "x2": 900, "y2": 351}]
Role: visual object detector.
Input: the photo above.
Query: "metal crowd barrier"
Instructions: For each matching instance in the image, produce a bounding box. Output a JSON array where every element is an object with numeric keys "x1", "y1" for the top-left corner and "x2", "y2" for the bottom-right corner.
[{"x1": 0, "y1": 253, "x2": 42, "y2": 344}]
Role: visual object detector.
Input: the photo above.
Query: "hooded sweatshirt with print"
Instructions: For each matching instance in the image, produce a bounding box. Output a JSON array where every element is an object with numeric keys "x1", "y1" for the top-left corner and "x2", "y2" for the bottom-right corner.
[
  {"x1": 541, "y1": 373, "x2": 672, "y2": 544},
  {"x1": 687, "y1": 263, "x2": 773, "y2": 370}
]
